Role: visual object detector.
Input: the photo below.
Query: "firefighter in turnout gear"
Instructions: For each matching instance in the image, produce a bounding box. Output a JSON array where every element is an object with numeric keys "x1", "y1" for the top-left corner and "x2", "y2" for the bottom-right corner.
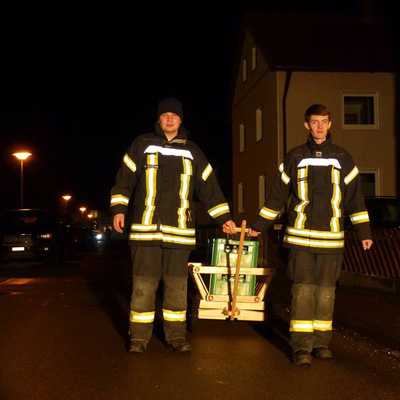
[
  {"x1": 111, "y1": 97, "x2": 236, "y2": 353},
  {"x1": 249, "y1": 104, "x2": 373, "y2": 365}
]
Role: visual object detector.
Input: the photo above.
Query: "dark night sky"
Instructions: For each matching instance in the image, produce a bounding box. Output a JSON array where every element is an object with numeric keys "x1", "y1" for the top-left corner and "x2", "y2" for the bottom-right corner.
[{"x1": 0, "y1": 2, "x2": 394, "y2": 213}]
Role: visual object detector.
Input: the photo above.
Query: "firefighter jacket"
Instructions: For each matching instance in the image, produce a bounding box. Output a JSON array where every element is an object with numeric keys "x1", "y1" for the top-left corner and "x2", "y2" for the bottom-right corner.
[
  {"x1": 110, "y1": 123, "x2": 232, "y2": 249},
  {"x1": 251, "y1": 133, "x2": 372, "y2": 253}
]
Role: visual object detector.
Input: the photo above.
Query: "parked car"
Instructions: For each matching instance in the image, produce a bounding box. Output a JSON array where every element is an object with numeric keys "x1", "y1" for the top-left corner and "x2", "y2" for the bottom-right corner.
[{"x1": 0, "y1": 209, "x2": 74, "y2": 263}]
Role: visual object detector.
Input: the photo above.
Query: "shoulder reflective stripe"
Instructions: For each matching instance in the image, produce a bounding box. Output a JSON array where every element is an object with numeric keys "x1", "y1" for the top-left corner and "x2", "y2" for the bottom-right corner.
[
  {"x1": 290, "y1": 320, "x2": 314, "y2": 332},
  {"x1": 163, "y1": 309, "x2": 186, "y2": 322},
  {"x1": 208, "y1": 203, "x2": 230, "y2": 218},
  {"x1": 160, "y1": 225, "x2": 195, "y2": 236},
  {"x1": 286, "y1": 227, "x2": 344, "y2": 239},
  {"x1": 144, "y1": 145, "x2": 193, "y2": 160},
  {"x1": 350, "y1": 211, "x2": 370, "y2": 224},
  {"x1": 284, "y1": 235, "x2": 345, "y2": 248},
  {"x1": 294, "y1": 167, "x2": 309, "y2": 229},
  {"x1": 130, "y1": 311, "x2": 155, "y2": 323},
  {"x1": 142, "y1": 153, "x2": 158, "y2": 225},
  {"x1": 131, "y1": 224, "x2": 158, "y2": 231},
  {"x1": 344, "y1": 166, "x2": 359, "y2": 185},
  {"x1": 202, "y1": 164, "x2": 213, "y2": 181},
  {"x1": 111, "y1": 195, "x2": 129, "y2": 206},
  {"x1": 314, "y1": 320, "x2": 332, "y2": 331},
  {"x1": 123, "y1": 154, "x2": 137, "y2": 173},
  {"x1": 297, "y1": 158, "x2": 342, "y2": 169},
  {"x1": 259, "y1": 207, "x2": 279, "y2": 220},
  {"x1": 330, "y1": 167, "x2": 342, "y2": 233},
  {"x1": 279, "y1": 163, "x2": 290, "y2": 184}
]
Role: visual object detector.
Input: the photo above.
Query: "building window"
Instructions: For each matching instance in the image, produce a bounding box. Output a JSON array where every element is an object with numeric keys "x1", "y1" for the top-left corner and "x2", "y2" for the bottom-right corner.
[
  {"x1": 256, "y1": 107, "x2": 263, "y2": 142},
  {"x1": 342, "y1": 92, "x2": 379, "y2": 129},
  {"x1": 238, "y1": 182, "x2": 245, "y2": 213},
  {"x1": 239, "y1": 123, "x2": 246, "y2": 153},
  {"x1": 360, "y1": 169, "x2": 381, "y2": 196},
  {"x1": 252, "y1": 47, "x2": 257, "y2": 71},
  {"x1": 242, "y1": 59, "x2": 247, "y2": 82},
  {"x1": 258, "y1": 175, "x2": 266, "y2": 209}
]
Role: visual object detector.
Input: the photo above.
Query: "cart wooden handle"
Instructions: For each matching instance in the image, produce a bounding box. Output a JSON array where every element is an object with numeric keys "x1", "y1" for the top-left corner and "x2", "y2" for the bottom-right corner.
[{"x1": 230, "y1": 220, "x2": 247, "y2": 320}]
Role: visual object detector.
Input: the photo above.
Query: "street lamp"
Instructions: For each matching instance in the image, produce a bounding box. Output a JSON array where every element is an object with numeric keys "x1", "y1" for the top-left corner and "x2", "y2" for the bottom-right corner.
[
  {"x1": 79, "y1": 207, "x2": 87, "y2": 217},
  {"x1": 62, "y1": 195, "x2": 72, "y2": 209},
  {"x1": 12, "y1": 152, "x2": 32, "y2": 208}
]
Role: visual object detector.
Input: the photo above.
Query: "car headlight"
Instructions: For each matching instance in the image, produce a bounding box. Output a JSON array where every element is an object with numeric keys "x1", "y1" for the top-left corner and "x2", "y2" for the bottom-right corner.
[{"x1": 39, "y1": 233, "x2": 53, "y2": 239}]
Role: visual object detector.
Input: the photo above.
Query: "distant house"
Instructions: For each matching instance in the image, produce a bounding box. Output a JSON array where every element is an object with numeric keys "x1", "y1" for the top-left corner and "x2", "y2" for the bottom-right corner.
[{"x1": 231, "y1": 12, "x2": 397, "y2": 225}]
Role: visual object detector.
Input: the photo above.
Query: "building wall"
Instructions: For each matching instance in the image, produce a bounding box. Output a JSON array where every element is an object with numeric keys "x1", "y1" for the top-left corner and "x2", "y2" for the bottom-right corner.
[{"x1": 277, "y1": 71, "x2": 397, "y2": 196}]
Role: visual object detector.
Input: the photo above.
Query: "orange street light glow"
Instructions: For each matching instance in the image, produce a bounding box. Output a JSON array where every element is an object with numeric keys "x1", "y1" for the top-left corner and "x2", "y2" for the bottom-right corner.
[
  {"x1": 62, "y1": 195, "x2": 72, "y2": 201},
  {"x1": 12, "y1": 152, "x2": 32, "y2": 161},
  {"x1": 79, "y1": 207, "x2": 87, "y2": 213}
]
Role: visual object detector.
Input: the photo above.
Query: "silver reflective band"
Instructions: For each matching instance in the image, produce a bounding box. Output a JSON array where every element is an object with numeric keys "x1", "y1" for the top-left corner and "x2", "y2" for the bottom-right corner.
[
  {"x1": 144, "y1": 145, "x2": 193, "y2": 160},
  {"x1": 284, "y1": 235, "x2": 344, "y2": 248},
  {"x1": 111, "y1": 196, "x2": 129, "y2": 205},
  {"x1": 202, "y1": 164, "x2": 213, "y2": 181},
  {"x1": 260, "y1": 207, "x2": 279, "y2": 219},
  {"x1": 208, "y1": 203, "x2": 229, "y2": 217},
  {"x1": 297, "y1": 158, "x2": 342, "y2": 169},
  {"x1": 350, "y1": 212, "x2": 369, "y2": 223},
  {"x1": 344, "y1": 166, "x2": 359, "y2": 185},
  {"x1": 123, "y1": 154, "x2": 137, "y2": 172},
  {"x1": 286, "y1": 227, "x2": 344, "y2": 239}
]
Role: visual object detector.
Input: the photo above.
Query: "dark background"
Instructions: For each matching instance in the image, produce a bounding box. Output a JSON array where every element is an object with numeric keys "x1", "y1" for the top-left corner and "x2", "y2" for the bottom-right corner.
[{"x1": 0, "y1": 2, "x2": 395, "y2": 213}]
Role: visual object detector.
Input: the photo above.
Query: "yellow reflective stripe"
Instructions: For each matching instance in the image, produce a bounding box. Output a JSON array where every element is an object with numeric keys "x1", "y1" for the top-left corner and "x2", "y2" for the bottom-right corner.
[
  {"x1": 294, "y1": 167, "x2": 309, "y2": 229},
  {"x1": 208, "y1": 203, "x2": 230, "y2": 218},
  {"x1": 123, "y1": 154, "x2": 137, "y2": 173},
  {"x1": 160, "y1": 225, "x2": 195, "y2": 236},
  {"x1": 344, "y1": 166, "x2": 359, "y2": 185},
  {"x1": 350, "y1": 211, "x2": 370, "y2": 224},
  {"x1": 162, "y1": 234, "x2": 196, "y2": 245},
  {"x1": 111, "y1": 195, "x2": 130, "y2": 206},
  {"x1": 279, "y1": 163, "x2": 290, "y2": 184},
  {"x1": 330, "y1": 167, "x2": 342, "y2": 233},
  {"x1": 259, "y1": 207, "x2": 279, "y2": 220},
  {"x1": 129, "y1": 232, "x2": 196, "y2": 245},
  {"x1": 290, "y1": 320, "x2": 314, "y2": 332},
  {"x1": 202, "y1": 164, "x2": 213, "y2": 181},
  {"x1": 142, "y1": 153, "x2": 158, "y2": 225},
  {"x1": 130, "y1": 311, "x2": 155, "y2": 323},
  {"x1": 163, "y1": 309, "x2": 186, "y2": 322},
  {"x1": 131, "y1": 224, "x2": 158, "y2": 231},
  {"x1": 314, "y1": 320, "x2": 332, "y2": 331},
  {"x1": 284, "y1": 235, "x2": 345, "y2": 248},
  {"x1": 286, "y1": 227, "x2": 344, "y2": 239},
  {"x1": 178, "y1": 158, "x2": 192, "y2": 228}
]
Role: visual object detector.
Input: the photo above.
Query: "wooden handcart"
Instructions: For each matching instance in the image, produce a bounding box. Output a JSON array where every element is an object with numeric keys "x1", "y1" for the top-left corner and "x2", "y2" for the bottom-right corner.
[{"x1": 188, "y1": 220, "x2": 276, "y2": 331}]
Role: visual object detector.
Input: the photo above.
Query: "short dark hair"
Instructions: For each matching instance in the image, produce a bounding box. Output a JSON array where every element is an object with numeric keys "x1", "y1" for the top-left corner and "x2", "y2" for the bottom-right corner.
[{"x1": 304, "y1": 104, "x2": 331, "y2": 123}]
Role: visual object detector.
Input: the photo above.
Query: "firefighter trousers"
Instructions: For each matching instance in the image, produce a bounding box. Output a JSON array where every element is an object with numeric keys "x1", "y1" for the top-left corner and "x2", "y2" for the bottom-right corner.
[
  {"x1": 129, "y1": 246, "x2": 191, "y2": 343},
  {"x1": 287, "y1": 250, "x2": 343, "y2": 353}
]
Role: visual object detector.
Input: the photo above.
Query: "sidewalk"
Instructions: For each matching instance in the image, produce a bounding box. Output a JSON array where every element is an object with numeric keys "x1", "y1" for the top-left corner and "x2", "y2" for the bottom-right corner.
[{"x1": 267, "y1": 267, "x2": 400, "y2": 350}]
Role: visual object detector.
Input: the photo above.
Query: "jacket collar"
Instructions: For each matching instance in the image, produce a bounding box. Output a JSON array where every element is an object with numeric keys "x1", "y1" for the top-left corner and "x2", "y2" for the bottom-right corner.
[
  {"x1": 154, "y1": 122, "x2": 188, "y2": 146},
  {"x1": 307, "y1": 131, "x2": 332, "y2": 149}
]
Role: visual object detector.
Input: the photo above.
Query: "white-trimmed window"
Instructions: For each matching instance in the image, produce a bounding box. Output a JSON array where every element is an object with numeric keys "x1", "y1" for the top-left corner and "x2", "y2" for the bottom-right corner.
[
  {"x1": 342, "y1": 91, "x2": 379, "y2": 129},
  {"x1": 258, "y1": 175, "x2": 266, "y2": 209},
  {"x1": 256, "y1": 107, "x2": 263, "y2": 142},
  {"x1": 242, "y1": 59, "x2": 247, "y2": 82},
  {"x1": 239, "y1": 123, "x2": 246, "y2": 153},
  {"x1": 238, "y1": 182, "x2": 245, "y2": 213},
  {"x1": 359, "y1": 168, "x2": 381, "y2": 196},
  {"x1": 252, "y1": 47, "x2": 257, "y2": 71}
]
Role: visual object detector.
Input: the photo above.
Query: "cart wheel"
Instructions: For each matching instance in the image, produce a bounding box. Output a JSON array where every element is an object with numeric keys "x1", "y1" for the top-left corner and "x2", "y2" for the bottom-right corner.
[{"x1": 263, "y1": 300, "x2": 274, "y2": 336}]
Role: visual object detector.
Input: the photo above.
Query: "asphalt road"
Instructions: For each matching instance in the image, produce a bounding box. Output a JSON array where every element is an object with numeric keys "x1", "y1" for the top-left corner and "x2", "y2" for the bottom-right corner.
[{"x1": 0, "y1": 241, "x2": 399, "y2": 400}]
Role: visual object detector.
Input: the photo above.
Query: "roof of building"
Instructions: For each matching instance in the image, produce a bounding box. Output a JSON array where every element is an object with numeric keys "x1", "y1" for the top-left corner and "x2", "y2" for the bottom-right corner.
[{"x1": 244, "y1": 12, "x2": 397, "y2": 72}]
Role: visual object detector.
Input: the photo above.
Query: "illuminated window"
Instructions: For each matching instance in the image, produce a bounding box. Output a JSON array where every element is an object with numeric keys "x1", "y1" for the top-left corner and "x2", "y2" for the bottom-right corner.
[
  {"x1": 342, "y1": 92, "x2": 379, "y2": 129},
  {"x1": 252, "y1": 47, "x2": 257, "y2": 71},
  {"x1": 239, "y1": 123, "x2": 246, "y2": 153},
  {"x1": 256, "y1": 107, "x2": 263, "y2": 142},
  {"x1": 242, "y1": 59, "x2": 247, "y2": 82},
  {"x1": 238, "y1": 182, "x2": 245, "y2": 213}
]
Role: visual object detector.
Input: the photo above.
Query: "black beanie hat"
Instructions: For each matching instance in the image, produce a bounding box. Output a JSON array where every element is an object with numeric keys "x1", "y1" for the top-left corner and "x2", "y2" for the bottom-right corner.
[{"x1": 156, "y1": 97, "x2": 183, "y2": 121}]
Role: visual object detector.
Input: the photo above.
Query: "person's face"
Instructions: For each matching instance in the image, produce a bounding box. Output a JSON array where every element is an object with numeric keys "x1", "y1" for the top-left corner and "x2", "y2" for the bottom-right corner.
[
  {"x1": 304, "y1": 114, "x2": 332, "y2": 143},
  {"x1": 158, "y1": 112, "x2": 181, "y2": 136}
]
